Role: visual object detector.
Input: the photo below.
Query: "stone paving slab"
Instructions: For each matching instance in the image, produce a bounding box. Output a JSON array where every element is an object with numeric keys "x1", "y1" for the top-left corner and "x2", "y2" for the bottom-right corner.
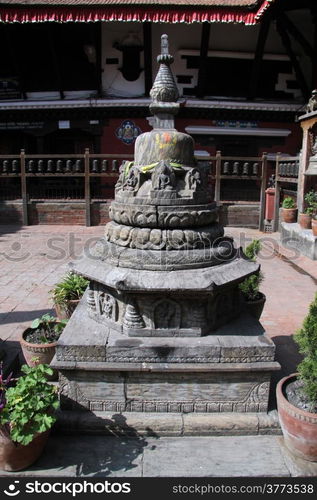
[{"x1": 1, "y1": 435, "x2": 316, "y2": 478}]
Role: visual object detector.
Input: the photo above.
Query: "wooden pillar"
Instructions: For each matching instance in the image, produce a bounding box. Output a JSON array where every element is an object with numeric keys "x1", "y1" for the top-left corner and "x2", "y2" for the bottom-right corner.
[
  {"x1": 259, "y1": 152, "x2": 267, "y2": 231},
  {"x1": 20, "y1": 149, "x2": 28, "y2": 226},
  {"x1": 248, "y1": 18, "x2": 270, "y2": 99},
  {"x1": 214, "y1": 150, "x2": 221, "y2": 203},
  {"x1": 143, "y1": 22, "x2": 152, "y2": 96},
  {"x1": 196, "y1": 23, "x2": 210, "y2": 99},
  {"x1": 84, "y1": 148, "x2": 91, "y2": 227},
  {"x1": 297, "y1": 121, "x2": 315, "y2": 214},
  {"x1": 47, "y1": 24, "x2": 64, "y2": 99},
  {"x1": 273, "y1": 153, "x2": 281, "y2": 232},
  {"x1": 90, "y1": 22, "x2": 102, "y2": 97},
  {"x1": 5, "y1": 26, "x2": 27, "y2": 100}
]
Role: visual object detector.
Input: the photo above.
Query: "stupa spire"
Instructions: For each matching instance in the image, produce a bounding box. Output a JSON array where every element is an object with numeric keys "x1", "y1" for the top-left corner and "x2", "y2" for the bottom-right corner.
[{"x1": 149, "y1": 34, "x2": 180, "y2": 129}]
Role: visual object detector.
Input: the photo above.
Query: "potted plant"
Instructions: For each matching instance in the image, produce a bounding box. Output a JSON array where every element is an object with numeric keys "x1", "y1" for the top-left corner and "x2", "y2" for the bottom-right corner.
[
  {"x1": 308, "y1": 192, "x2": 317, "y2": 236},
  {"x1": 0, "y1": 362, "x2": 59, "y2": 471},
  {"x1": 276, "y1": 291, "x2": 317, "y2": 462},
  {"x1": 49, "y1": 272, "x2": 89, "y2": 320},
  {"x1": 313, "y1": 213, "x2": 317, "y2": 237},
  {"x1": 239, "y1": 239, "x2": 265, "y2": 320},
  {"x1": 298, "y1": 190, "x2": 317, "y2": 230},
  {"x1": 281, "y1": 196, "x2": 297, "y2": 223},
  {"x1": 20, "y1": 313, "x2": 67, "y2": 369}
]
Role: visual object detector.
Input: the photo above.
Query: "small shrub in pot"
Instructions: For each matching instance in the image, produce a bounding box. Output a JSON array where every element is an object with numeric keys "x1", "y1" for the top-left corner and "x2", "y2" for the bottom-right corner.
[{"x1": 49, "y1": 272, "x2": 89, "y2": 319}]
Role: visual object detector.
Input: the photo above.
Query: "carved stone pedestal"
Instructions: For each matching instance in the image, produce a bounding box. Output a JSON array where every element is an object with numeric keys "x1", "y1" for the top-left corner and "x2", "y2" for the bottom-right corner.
[
  {"x1": 53, "y1": 34, "x2": 280, "y2": 435},
  {"x1": 52, "y1": 293, "x2": 280, "y2": 431}
]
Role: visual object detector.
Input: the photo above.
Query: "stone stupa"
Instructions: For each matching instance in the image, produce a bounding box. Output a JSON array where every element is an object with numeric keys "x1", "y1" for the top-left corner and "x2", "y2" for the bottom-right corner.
[{"x1": 53, "y1": 35, "x2": 279, "y2": 430}]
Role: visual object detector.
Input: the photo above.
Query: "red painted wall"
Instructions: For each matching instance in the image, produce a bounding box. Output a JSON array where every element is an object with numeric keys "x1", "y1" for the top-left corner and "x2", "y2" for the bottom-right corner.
[{"x1": 100, "y1": 118, "x2": 151, "y2": 154}]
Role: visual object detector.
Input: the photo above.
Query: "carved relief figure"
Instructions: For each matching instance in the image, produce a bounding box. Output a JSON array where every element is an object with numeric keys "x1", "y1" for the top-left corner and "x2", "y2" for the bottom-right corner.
[
  {"x1": 115, "y1": 162, "x2": 126, "y2": 192},
  {"x1": 307, "y1": 89, "x2": 317, "y2": 113},
  {"x1": 123, "y1": 167, "x2": 140, "y2": 192},
  {"x1": 185, "y1": 168, "x2": 203, "y2": 191},
  {"x1": 154, "y1": 299, "x2": 181, "y2": 329},
  {"x1": 99, "y1": 292, "x2": 117, "y2": 321},
  {"x1": 152, "y1": 161, "x2": 176, "y2": 191}
]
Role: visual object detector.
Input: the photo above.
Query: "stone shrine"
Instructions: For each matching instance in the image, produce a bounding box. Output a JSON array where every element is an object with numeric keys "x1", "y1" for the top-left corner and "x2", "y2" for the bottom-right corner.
[{"x1": 53, "y1": 35, "x2": 280, "y2": 429}]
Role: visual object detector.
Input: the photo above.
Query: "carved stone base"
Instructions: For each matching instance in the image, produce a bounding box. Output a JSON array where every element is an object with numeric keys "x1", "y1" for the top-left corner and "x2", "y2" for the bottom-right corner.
[
  {"x1": 56, "y1": 367, "x2": 276, "y2": 414},
  {"x1": 53, "y1": 295, "x2": 280, "y2": 415},
  {"x1": 54, "y1": 409, "x2": 282, "y2": 436}
]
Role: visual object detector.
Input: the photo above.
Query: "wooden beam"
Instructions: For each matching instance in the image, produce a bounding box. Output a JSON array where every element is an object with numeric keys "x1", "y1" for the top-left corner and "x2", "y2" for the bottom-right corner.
[
  {"x1": 276, "y1": 19, "x2": 309, "y2": 101},
  {"x1": 196, "y1": 22, "x2": 210, "y2": 99},
  {"x1": 248, "y1": 17, "x2": 270, "y2": 99},
  {"x1": 143, "y1": 22, "x2": 152, "y2": 96},
  {"x1": 280, "y1": 12, "x2": 315, "y2": 60}
]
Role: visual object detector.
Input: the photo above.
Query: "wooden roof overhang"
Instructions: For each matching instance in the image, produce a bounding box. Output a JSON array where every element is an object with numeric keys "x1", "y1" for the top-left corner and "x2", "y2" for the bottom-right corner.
[{"x1": 0, "y1": 0, "x2": 275, "y2": 25}]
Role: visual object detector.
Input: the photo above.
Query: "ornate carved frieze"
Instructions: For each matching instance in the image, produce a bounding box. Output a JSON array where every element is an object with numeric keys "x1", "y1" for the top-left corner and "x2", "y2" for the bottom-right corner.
[
  {"x1": 104, "y1": 220, "x2": 224, "y2": 250},
  {"x1": 109, "y1": 202, "x2": 218, "y2": 228}
]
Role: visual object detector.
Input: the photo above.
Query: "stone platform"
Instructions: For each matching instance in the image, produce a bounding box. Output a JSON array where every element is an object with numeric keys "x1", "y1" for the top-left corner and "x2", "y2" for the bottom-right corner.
[
  {"x1": 281, "y1": 222, "x2": 317, "y2": 260},
  {"x1": 52, "y1": 295, "x2": 280, "y2": 419}
]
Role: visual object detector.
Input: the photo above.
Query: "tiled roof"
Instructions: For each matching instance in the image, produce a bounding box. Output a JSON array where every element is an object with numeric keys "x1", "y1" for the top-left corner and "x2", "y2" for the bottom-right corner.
[
  {"x1": 0, "y1": 0, "x2": 263, "y2": 6},
  {"x1": 0, "y1": 0, "x2": 275, "y2": 23}
]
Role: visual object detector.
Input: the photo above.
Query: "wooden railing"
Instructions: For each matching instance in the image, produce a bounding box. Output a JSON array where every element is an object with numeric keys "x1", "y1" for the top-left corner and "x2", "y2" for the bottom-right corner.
[{"x1": 0, "y1": 149, "x2": 272, "y2": 228}]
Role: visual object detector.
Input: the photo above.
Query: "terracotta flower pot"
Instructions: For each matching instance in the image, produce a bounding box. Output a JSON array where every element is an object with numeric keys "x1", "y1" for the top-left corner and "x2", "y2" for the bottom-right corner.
[
  {"x1": 55, "y1": 299, "x2": 80, "y2": 320},
  {"x1": 276, "y1": 373, "x2": 317, "y2": 462},
  {"x1": 245, "y1": 292, "x2": 266, "y2": 320},
  {"x1": 20, "y1": 329, "x2": 58, "y2": 380},
  {"x1": 298, "y1": 213, "x2": 312, "y2": 229},
  {"x1": 312, "y1": 219, "x2": 317, "y2": 237},
  {"x1": 282, "y1": 208, "x2": 297, "y2": 223},
  {"x1": 0, "y1": 430, "x2": 50, "y2": 472}
]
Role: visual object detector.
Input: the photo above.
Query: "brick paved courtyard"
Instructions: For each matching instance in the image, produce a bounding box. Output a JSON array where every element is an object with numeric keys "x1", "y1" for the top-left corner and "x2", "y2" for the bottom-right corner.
[{"x1": 0, "y1": 224, "x2": 316, "y2": 383}]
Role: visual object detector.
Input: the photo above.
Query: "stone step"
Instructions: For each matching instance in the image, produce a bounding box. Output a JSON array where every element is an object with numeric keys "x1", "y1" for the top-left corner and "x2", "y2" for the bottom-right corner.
[{"x1": 54, "y1": 410, "x2": 282, "y2": 437}]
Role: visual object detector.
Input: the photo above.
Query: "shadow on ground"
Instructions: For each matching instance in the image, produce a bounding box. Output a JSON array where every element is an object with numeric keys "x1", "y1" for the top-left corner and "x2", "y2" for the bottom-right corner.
[
  {"x1": 0, "y1": 308, "x2": 55, "y2": 326},
  {"x1": 29, "y1": 413, "x2": 159, "y2": 477},
  {"x1": 268, "y1": 335, "x2": 303, "y2": 411}
]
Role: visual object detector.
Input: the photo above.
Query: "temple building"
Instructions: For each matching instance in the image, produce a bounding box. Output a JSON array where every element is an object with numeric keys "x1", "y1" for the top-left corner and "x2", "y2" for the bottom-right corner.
[{"x1": 0, "y1": 0, "x2": 316, "y2": 225}]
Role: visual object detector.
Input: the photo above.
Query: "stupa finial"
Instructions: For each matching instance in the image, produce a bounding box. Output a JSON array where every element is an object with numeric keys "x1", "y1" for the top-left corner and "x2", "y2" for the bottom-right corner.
[{"x1": 149, "y1": 34, "x2": 179, "y2": 127}]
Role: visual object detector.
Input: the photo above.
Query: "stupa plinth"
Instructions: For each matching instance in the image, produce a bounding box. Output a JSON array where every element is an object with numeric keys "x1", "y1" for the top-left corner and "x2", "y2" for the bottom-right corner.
[{"x1": 53, "y1": 35, "x2": 280, "y2": 428}]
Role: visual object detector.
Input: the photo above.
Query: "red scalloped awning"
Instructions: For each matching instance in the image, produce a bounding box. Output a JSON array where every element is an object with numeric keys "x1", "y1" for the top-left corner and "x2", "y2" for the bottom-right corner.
[{"x1": 0, "y1": 1, "x2": 275, "y2": 25}]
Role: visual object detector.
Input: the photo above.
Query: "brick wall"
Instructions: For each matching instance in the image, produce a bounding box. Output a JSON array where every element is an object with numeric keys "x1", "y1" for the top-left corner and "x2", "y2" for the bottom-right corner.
[
  {"x1": 0, "y1": 200, "x2": 258, "y2": 228},
  {"x1": 0, "y1": 201, "x2": 23, "y2": 225},
  {"x1": 29, "y1": 202, "x2": 86, "y2": 225},
  {"x1": 218, "y1": 203, "x2": 260, "y2": 228},
  {"x1": 0, "y1": 201, "x2": 111, "y2": 226}
]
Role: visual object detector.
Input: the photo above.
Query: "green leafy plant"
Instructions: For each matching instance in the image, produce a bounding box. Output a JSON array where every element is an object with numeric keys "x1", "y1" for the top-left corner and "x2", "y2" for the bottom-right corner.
[
  {"x1": 303, "y1": 190, "x2": 317, "y2": 216},
  {"x1": 243, "y1": 239, "x2": 261, "y2": 260},
  {"x1": 239, "y1": 239, "x2": 264, "y2": 301},
  {"x1": 27, "y1": 314, "x2": 67, "y2": 344},
  {"x1": 49, "y1": 272, "x2": 89, "y2": 310},
  {"x1": 0, "y1": 363, "x2": 59, "y2": 446},
  {"x1": 239, "y1": 273, "x2": 264, "y2": 301},
  {"x1": 282, "y1": 197, "x2": 296, "y2": 209},
  {"x1": 294, "y1": 292, "x2": 317, "y2": 411}
]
